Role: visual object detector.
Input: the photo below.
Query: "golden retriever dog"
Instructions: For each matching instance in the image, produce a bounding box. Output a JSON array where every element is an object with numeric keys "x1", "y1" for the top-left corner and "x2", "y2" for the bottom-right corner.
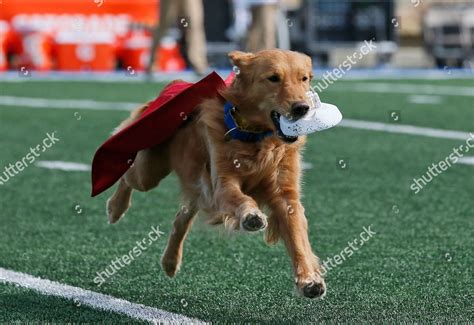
[{"x1": 107, "y1": 49, "x2": 326, "y2": 298}]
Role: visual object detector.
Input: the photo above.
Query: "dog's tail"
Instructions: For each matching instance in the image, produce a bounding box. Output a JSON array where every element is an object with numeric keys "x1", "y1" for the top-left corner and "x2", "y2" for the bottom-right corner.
[{"x1": 113, "y1": 103, "x2": 150, "y2": 135}]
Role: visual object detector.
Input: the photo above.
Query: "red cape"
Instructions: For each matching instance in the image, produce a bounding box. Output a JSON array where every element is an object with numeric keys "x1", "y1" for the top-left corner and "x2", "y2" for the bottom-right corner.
[{"x1": 91, "y1": 71, "x2": 234, "y2": 197}]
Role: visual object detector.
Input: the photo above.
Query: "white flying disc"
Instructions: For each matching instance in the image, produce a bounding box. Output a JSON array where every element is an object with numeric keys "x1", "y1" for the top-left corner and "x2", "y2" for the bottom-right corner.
[{"x1": 279, "y1": 90, "x2": 342, "y2": 136}]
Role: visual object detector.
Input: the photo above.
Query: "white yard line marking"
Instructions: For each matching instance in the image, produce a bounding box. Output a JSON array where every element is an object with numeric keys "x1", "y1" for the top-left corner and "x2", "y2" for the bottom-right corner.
[
  {"x1": 36, "y1": 160, "x2": 91, "y2": 171},
  {"x1": 0, "y1": 71, "x2": 201, "y2": 83},
  {"x1": 458, "y1": 157, "x2": 474, "y2": 165},
  {"x1": 330, "y1": 83, "x2": 474, "y2": 97},
  {"x1": 1, "y1": 96, "x2": 471, "y2": 141},
  {"x1": 0, "y1": 267, "x2": 203, "y2": 324},
  {"x1": 407, "y1": 95, "x2": 443, "y2": 105},
  {"x1": 36, "y1": 160, "x2": 315, "y2": 171},
  {"x1": 340, "y1": 119, "x2": 471, "y2": 141},
  {"x1": 301, "y1": 161, "x2": 313, "y2": 170},
  {"x1": 0, "y1": 96, "x2": 136, "y2": 111}
]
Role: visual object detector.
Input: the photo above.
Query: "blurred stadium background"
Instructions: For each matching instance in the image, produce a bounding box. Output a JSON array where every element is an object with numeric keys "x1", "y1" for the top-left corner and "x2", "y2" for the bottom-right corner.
[
  {"x1": 0, "y1": 0, "x2": 472, "y2": 323},
  {"x1": 0, "y1": 0, "x2": 473, "y2": 74}
]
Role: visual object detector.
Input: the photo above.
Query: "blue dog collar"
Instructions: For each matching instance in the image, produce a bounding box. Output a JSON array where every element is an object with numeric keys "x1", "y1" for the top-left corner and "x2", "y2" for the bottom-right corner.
[{"x1": 223, "y1": 102, "x2": 273, "y2": 142}]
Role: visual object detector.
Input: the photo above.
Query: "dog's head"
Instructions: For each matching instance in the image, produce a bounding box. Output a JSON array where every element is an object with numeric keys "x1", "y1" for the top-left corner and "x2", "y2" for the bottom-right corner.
[{"x1": 224, "y1": 49, "x2": 313, "y2": 142}]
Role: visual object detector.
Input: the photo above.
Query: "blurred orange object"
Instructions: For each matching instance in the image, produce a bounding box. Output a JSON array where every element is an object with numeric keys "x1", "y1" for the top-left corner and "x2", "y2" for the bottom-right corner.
[
  {"x1": 0, "y1": 21, "x2": 9, "y2": 70},
  {"x1": 0, "y1": 0, "x2": 158, "y2": 26},
  {"x1": 0, "y1": 0, "x2": 160, "y2": 72},
  {"x1": 118, "y1": 30, "x2": 155, "y2": 71},
  {"x1": 54, "y1": 32, "x2": 116, "y2": 71},
  {"x1": 119, "y1": 31, "x2": 186, "y2": 72},
  {"x1": 15, "y1": 30, "x2": 53, "y2": 71},
  {"x1": 157, "y1": 38, "x2": 186, "y2": 72}
]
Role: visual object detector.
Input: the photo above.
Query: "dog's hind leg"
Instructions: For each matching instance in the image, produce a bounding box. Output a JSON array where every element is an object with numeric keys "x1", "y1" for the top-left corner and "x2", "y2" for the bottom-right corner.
[
  {"x1": 124, "y1": 143, "x2": 171, "y2": 192},
  {"x1": 161, "y1": 202, "x2": 198, "y2": 277},
  {"x1": 106, "y1": 143, "x2": 171, "y2": 224},
  {"x1": 106, "y1": 178, "x2": 133, "y2": 224}
]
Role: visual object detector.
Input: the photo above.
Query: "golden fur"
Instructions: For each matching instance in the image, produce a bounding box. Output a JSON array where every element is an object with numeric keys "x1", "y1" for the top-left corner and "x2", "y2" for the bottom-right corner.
[{"x1": 106, "y1": 49, "x2": 326, "y2": 298}]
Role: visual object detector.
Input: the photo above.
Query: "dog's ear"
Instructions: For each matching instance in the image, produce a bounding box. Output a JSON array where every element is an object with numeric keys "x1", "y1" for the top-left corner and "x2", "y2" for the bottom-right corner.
[{"x1": 228, "y1": 51, "x2": 255, "y2": 70}]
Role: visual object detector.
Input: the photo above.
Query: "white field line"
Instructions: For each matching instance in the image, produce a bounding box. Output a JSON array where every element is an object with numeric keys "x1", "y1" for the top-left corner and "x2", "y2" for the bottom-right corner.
[
  {"x1": 36, "y1": 160, "x2": 90, "y2": 171},
  {"x1": 458, "y1": 157, "x2": 474, "y2": 165},
  {"x1": 35, "y1": 160, "x2": 314, "y2": 171},
  {"x1": 34, "y1": 160, "x2": 317, "y2": 171},
  {"x1": 0, "y1": 267, "x2": 203, "y2": 324},
  {"x1": 339, "y1": 119, "x2": 471, "y2": 141},
  {"x1": 407, "y1": 95, "x2": 443, "y2": 105},
  {"x1": 301, "y1": 161, "x2": 313, "y2": 170},
  {"x1": 35, "y1": 152, "x2": 473, "y2": 175},
  {"x1": 0, "y1": 96, "x2": 136, "y2": 111},
  {"x1": 0, "y1": 96, "x2": 471, "y2": 141},
  {"x1": 329, "y1": 83, "x2": 474, "y2": 97}
]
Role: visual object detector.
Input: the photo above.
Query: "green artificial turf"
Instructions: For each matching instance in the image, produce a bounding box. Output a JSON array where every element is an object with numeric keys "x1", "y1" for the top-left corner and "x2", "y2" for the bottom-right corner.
[{"x1": 0, "y1": 78, "x2": 472, "y2": 322}]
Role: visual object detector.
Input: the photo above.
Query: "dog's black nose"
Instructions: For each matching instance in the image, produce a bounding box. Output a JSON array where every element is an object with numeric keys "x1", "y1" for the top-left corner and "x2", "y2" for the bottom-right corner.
[{"x1": 291, "y1": 102, "x2": 310, "y2": 119}]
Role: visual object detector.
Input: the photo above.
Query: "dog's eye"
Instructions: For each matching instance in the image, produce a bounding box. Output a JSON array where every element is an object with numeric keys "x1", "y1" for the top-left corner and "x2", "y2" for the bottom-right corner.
[
  {"x1": 267, "y1": 75, "x2": 280, "y2": 83},
  {"x1": 302, "y1": 76, "x2": 308, "y2": 82}
]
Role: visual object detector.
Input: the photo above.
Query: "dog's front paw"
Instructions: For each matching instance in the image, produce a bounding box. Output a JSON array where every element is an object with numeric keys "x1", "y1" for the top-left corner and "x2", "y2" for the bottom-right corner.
[
  {"x1": 161, "y1": 255, "x2": 180, "y2": 278},
  {"x1": 297, "y1": 275, "x2": 326, "y2": 299},
  {"x1": 241, "y1": 211, "x2": 268, "y2": 231}
]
